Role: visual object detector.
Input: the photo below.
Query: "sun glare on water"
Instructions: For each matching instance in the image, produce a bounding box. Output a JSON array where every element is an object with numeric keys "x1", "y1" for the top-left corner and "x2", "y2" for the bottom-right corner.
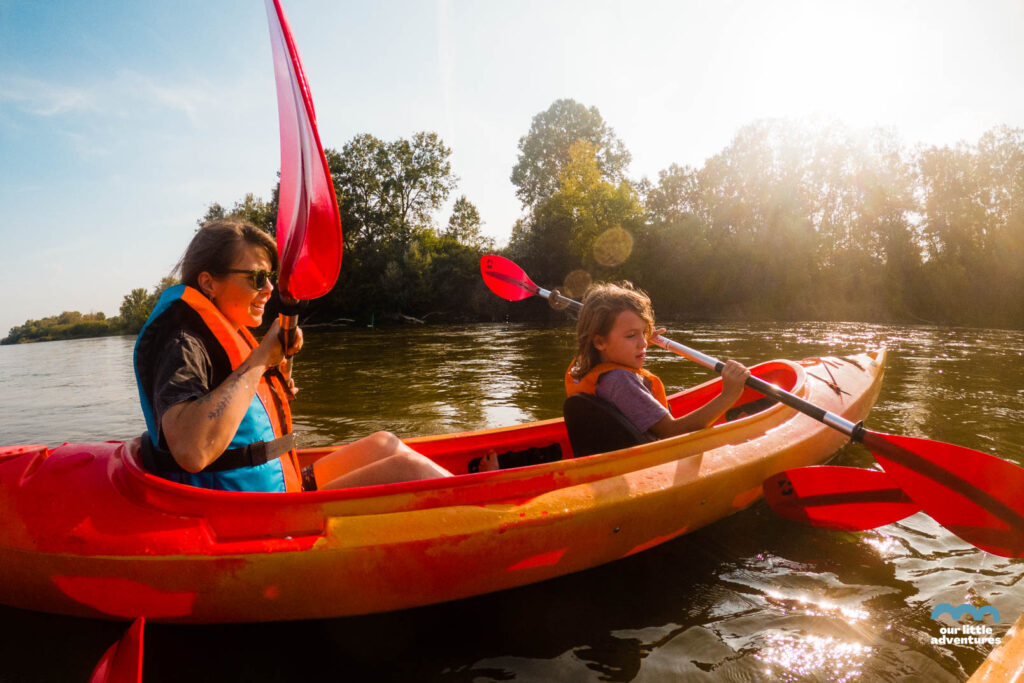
[
  {"x1": 758, "y1": 590, "x2": 874, "y2": 681},
  {"x1": 757, "y1": 631, "x2": 872, "y2": 683}
]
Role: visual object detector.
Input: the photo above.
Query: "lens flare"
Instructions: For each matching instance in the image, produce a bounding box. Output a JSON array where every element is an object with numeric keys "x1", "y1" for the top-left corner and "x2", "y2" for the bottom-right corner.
[
  {"x1": 563, "y1": 270, "x2": 592, "y2": 298},
  {"x1": 592, "y1": 227, "x2": 633, "y2": 266}
]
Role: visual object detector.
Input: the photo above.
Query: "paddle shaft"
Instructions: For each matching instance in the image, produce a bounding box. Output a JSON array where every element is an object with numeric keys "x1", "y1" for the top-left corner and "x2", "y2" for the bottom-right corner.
[
  {"x1": 278, "y1": 313, "x2": 297, "y2": 382},
  {"x1": 277, "y1": 297, "x2": 300, "y2": 384},
  {"x1": 535, "y1": 284, "x2": 865, "y2": 440}
]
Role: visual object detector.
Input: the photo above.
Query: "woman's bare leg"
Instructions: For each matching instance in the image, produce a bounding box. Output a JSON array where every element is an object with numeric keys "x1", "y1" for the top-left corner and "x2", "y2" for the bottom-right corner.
[
  {"x1": 312, "y1": 431, "x2": 451, "y2": 489},
  {"x1": 318, "y1": 452, "x2": 451, "y2": 490}
]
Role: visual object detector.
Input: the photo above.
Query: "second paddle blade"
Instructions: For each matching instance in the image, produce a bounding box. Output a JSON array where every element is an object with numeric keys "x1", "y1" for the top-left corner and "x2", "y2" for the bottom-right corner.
[
  {"x1": 865, "y1": 431, "x2": 1024, "y2": 558},
  {"x1": 763, "y1": 466, "x2": 919, "y2": 531},
  {"x1": 480, "y1": 254, "x2": 538, "y2": 301}
]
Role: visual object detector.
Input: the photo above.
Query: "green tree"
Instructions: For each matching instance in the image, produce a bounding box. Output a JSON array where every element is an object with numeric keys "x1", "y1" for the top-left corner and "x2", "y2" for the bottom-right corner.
[
  {"x1": 197, "y1": 194, "x2": 276, "y2": 235},
  {"x1": 229, "y1": 193, "x2": 276, "y2": 235},
  {"x1": 511, "y1": 99, "x2": 631, "y2": 209},
  {"x1": 914, "y1": 126, "x2": 1024, "y2": 326},
  {"x1": 635, "y1": 163, "x2": 713, "y2": 316},
  {"x1": 693, "y1": 120, "x2": 818, "y2": 317},
  {"x1": 444, "y1": 196, "x2": 492, "y2": 250},
  {"x1": 197, "y1": 202, "x2": 226, "y2": 225},
  {"x1": 332, "y1": 132, "x2": 458, "y2": 249},
  {"x1": 1, "y1": 311, "x2": 117, "y2": 344},
  {"x1": 119, "y1": 288, "x2": 153, "y2": 334},
  {"x1": 977, "y1": 126, "x2": 1024, "y2": 327},
  {"x1": 151, "y1": 275, "x2": 179, "y2": 300},
  {"x1": 511, "y1": 140, "x2": 644, "y2": 289}
]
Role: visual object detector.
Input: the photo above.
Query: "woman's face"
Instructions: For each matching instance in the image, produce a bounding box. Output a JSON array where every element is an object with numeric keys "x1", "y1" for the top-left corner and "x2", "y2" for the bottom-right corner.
[{"x1": 205, "y1": 243, "x2": 275, "y2": 329}]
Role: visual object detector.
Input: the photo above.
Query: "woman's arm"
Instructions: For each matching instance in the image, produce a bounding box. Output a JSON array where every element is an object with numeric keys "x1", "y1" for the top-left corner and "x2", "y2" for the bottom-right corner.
[
  {"x1": 161, "y1": 320, "x2": 301, "y2": 472},
  {"x1": 648, "y1": 360, "x2": 750, "y2": 439}
]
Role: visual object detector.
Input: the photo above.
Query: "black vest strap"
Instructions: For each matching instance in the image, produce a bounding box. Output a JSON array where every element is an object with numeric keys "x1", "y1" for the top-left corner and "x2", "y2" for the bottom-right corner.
[{"x1": 139, "y1": 432, "x2": 295, "y2": 474}]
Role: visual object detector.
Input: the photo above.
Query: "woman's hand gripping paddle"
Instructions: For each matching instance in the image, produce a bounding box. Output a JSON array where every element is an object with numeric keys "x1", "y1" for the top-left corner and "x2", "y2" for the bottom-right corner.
[
  {"x1": 480, "y1": 254, "x2": 1024, "y2": 557},
  {"x1": 265, "y1": 0, "x2": 343, "y2": 386}
]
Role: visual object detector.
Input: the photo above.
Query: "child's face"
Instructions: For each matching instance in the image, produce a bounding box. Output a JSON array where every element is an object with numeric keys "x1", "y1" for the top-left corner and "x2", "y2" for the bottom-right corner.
[{"x1": 594, "y1": 310, "x2": 649, "y2": 369}]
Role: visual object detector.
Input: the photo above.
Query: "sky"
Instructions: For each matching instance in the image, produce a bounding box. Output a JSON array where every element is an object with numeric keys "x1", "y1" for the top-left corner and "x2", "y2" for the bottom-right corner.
[{"x1": 1, "y1": 0, "x2": 1023, "y2": 337}]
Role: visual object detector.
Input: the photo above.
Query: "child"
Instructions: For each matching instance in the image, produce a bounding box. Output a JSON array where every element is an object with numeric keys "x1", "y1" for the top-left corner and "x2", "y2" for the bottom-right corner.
[{"x1": 565, "y1": 282, "x2": 750, "y2": 439}]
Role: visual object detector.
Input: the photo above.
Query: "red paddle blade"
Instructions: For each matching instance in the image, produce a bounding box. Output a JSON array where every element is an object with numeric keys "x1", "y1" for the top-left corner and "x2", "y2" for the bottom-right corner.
[
  {"x1": 480, "y1": 254, "x2": 540, "y2": 301},
  {"x1": 265, "y1": 0, "x2": 342, "y2": 301},
  {"x1": 864, "y1": 431, "x2": 1024, "y2": 557},
  {"x1": 89, "y1": 617, "x2": 144, "y2": 683},
  {"x1": 763, "y1": 467, "x2": 919, "y2": 531}
]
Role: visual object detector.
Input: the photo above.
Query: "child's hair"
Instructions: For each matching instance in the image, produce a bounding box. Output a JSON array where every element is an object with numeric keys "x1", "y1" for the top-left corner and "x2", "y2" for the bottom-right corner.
[{"x1": 570, "y1": 281, "x2": 655, "y2": 380}]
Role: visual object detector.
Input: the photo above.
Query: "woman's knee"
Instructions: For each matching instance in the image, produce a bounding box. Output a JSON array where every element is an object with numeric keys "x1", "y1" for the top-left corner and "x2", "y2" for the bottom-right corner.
[
  {"x1": 388, "y1": 452, "x2": 447, "y2": 477},
  {"x1": 365, "y1": 430, "x2": 401, "y2": 450}
]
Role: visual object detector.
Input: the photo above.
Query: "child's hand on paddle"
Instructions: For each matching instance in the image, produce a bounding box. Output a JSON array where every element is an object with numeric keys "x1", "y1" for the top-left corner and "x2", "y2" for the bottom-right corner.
[{"x1": 720, "y1": 360, "x2": 750, "y2": 402}]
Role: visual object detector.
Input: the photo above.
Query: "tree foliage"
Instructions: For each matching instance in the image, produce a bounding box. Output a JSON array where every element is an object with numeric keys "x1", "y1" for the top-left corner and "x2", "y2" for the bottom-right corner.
[
  {"x1": 198, "y1": 194, "x2": 276, "y2": 235},
  {"x1": 510, "y1": 98, "x2": 631, "y2": 209},
  {"x1": 118, "y1": 288, "x2": 152, "y2": 333},
  {"x1": 511, "y1": 140, "x2": 645, "y2": 290},
  {"x1": 445, "y1": 195, "x2": 492, "y2": 250},
  {"x1": 332, "y1": 132, "x2": 458, "y2": 249},
  {"x1": 1, "y1": 311, "x2": 119, "y2": 344},
  {"x1": 509, "y1": 113, "x2": 1024, "y2": 329}
]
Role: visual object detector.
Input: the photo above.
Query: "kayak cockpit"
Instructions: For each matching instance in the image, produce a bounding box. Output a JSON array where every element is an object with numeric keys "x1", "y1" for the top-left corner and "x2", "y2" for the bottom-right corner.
[{"x1": 113, "y1": 358, "x2": 803, "y2": 510}]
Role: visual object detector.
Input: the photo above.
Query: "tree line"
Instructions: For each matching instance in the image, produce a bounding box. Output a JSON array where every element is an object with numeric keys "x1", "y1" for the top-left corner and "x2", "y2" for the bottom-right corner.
[
  {"x1": 5, "y1": 99, "x2": 1023, "y2": 344},
  {"x1": 2, "y1": 277, "x2": 178, "y2": 344},
  {"x1": 507, "y1": 103, "x2": 1024, "y2": 329}
]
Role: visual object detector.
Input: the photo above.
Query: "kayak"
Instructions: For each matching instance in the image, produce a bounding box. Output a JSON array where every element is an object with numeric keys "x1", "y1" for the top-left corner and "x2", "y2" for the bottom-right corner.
[
  {"x1": 0, "y1": 349, "x2": 885, "y2": 623},
  {"x1": 968, "y1": 609, "x2": 1024, "y2": 682}
]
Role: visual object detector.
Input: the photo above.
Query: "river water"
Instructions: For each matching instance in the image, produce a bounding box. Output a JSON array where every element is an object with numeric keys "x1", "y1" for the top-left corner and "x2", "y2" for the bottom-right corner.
[{"x1": 1, "y1": 322, "x2": 1022, "y2": 681}]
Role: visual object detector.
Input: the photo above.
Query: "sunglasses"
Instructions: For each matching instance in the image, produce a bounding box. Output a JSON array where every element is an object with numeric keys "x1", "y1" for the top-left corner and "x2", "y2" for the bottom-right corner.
[{"x1": 221, "y1": 268, "x2": 277, "y2": 290}]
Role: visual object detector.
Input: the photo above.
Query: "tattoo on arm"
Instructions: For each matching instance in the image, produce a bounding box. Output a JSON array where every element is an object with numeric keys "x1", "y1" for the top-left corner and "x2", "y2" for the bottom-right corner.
[{"x1": 206, "y1": 363, "x2": 255, "y2": 420}]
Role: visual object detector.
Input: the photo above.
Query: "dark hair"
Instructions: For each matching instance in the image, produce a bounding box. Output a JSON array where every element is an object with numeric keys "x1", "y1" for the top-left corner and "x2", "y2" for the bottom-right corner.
[
  {"x1": 570, "y1": 281, "x2": 655, "y2": 380},
  {"x1": 178, "y1": 218, "x2": 278, "y2": 290}
]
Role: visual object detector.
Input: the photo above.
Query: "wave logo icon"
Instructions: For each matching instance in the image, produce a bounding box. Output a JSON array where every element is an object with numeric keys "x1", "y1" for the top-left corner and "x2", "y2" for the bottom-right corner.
[{"x1": 930, "y1": 603, "x2": 1001, "y2": 622}]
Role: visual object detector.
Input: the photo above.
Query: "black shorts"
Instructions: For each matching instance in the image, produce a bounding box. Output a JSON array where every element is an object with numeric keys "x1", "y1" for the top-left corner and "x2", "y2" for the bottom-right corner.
[{"x1": 301, "y1": 464, "x2": 318, "y2": 491}]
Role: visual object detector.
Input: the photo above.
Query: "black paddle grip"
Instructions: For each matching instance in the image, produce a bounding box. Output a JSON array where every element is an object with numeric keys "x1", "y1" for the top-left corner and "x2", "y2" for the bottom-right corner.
[{"x1": 744, "y1": 375, "x2": 830, "y2": 422}]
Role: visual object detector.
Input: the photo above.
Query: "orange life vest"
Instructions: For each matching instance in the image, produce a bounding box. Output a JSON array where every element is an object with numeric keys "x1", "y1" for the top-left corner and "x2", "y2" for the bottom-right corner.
[
  {"x1": 564, "y1": 361, "x2": 669, "y2": 409},
  {"x1": 135, "y1": 285, "x2": 302, "y2": 492}
]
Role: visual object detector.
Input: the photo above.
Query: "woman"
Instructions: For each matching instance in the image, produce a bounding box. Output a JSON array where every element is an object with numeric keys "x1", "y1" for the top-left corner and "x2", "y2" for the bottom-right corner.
[{"x1": 134, "y1": 218, "x2": 452, "y2": 492}]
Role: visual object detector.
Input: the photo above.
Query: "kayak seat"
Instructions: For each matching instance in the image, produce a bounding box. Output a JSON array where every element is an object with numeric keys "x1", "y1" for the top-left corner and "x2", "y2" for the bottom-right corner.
[{"x1": 563, "y1": 393, "x2": 655, "y2": 458}]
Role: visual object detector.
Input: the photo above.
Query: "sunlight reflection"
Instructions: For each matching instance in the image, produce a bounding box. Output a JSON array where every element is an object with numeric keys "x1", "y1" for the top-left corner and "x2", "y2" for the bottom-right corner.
[
  {"x1": 756, "y1": 631, "x2": 871, "y2": 683},
  {"x1": 482, "y1": 404, "x2": 534, "y2": 428},
  {"x1": 863, "y1": 532, "x2": 901, "y2": 556},
  {"x1": 765, "y1": 591, "x2": 870, "y2": 622}
]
